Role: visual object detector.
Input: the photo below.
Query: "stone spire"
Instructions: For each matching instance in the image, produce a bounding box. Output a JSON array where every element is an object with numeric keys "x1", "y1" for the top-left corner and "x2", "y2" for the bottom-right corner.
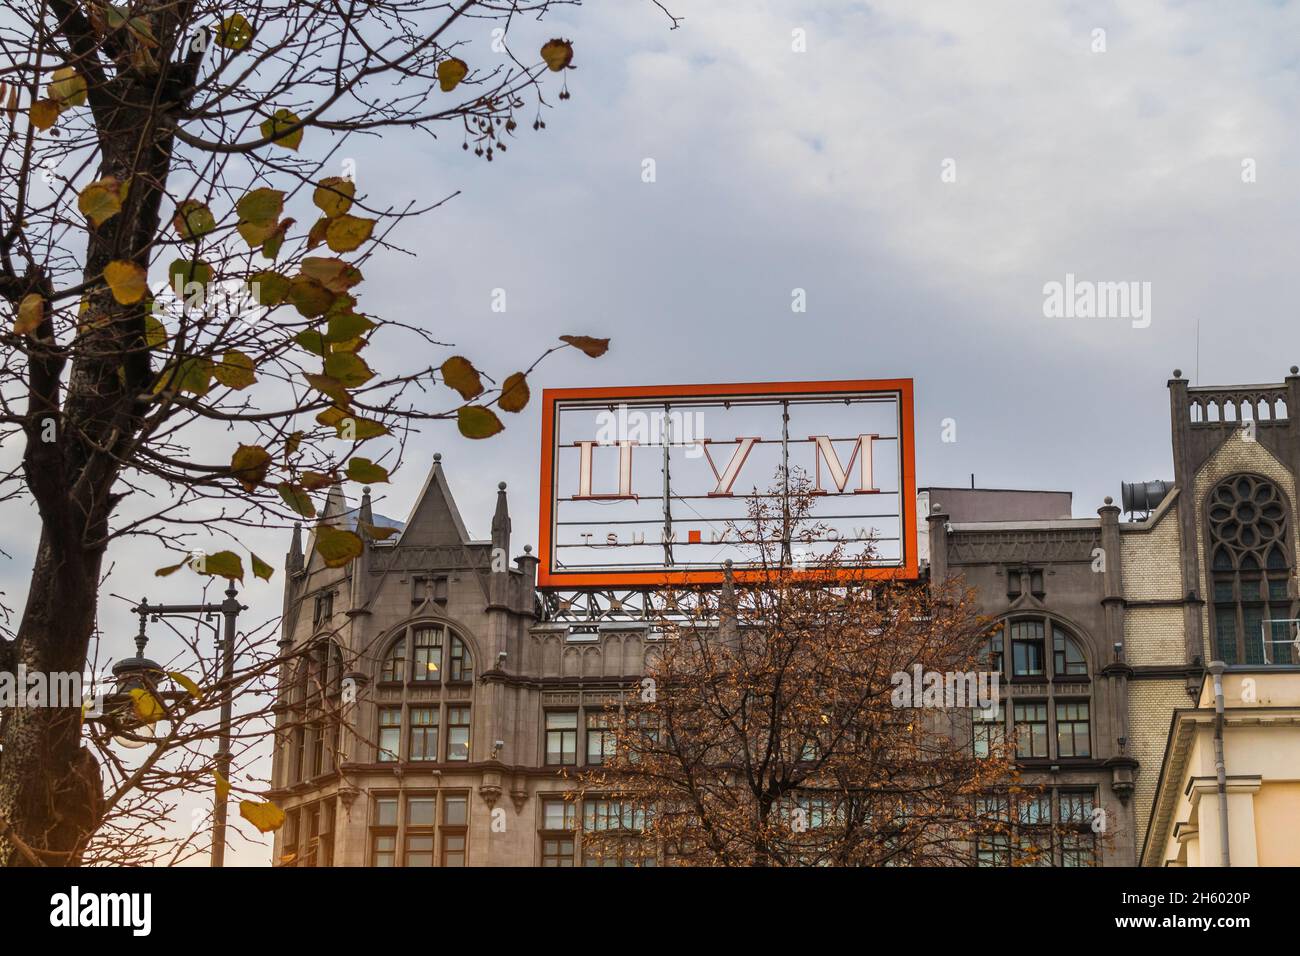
[
  {"x1": 491, "y1": 481, "x2": 511, "y2": 557},
  {"x1": 286, "y1": 521, "x2": 304, "y2": 573},
  {"x1": 358, "y1": 486, "x2": 374, "y2": 537}
]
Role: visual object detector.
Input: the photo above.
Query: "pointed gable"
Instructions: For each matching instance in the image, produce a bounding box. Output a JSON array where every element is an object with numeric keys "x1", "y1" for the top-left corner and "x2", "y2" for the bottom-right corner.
[{"x1": 396, "y1": 453, "x2": 473, "y2": 547}]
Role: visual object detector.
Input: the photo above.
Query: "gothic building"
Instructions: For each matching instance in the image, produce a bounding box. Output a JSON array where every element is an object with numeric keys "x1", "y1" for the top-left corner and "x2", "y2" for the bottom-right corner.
[
  {"x1": 270, "y1": 369, "x2": 1300, "y2": 867},
  {"x1": 268, "y1": 452, "x2": 654, "y2": 866}
]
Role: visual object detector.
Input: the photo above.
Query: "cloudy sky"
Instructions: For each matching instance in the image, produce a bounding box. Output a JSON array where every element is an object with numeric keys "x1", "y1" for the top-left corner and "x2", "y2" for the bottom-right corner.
[{"x1": 5, "y1": 0, "x2": 1300, "y2": 863}]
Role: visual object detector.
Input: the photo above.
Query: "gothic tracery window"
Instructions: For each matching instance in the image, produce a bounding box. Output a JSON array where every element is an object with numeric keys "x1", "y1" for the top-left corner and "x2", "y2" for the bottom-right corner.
[{"x1": 1208, "y1": 474, "x2": 1295, "y2": 665}]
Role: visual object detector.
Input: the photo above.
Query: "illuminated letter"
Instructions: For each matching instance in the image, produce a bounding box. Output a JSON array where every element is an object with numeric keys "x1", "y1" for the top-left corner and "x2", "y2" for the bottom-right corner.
[
  {"x1": 574, "y1": 440, "x2": 637, "y2": 498},
  {"x1": 702, "y1": 437, "x2": 758, "y2": 496},
  {"x1": 808, "y1": 435, "x2": 878, "y2": 493}
]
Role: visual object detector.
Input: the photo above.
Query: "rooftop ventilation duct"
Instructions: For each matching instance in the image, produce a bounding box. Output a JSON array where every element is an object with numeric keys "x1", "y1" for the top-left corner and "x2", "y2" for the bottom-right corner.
[{"x1": 1121, "y1": 480, "x2": 1172, "y2": 517}]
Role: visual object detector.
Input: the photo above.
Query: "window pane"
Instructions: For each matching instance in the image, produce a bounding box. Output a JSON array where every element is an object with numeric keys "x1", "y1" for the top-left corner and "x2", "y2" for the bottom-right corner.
[
  {"x1": 378, "y1": 708, "x2": 401, "y2": 761},
  {"x1": 374, "y1": 796, "x2": 398, "y2": 827},
  {"x1": 407, "y1": 796, "x2": 436, "y2": 827},
  {"x1": 444, "y1": 795, "x2": 467, "y2": 827},
  {"x1": 372, "y1": 833, "x2": 396, "y2": 867},
  {"x1": 543, "y1": 798, "x2": 575, "y2": 830},
  {"x1": 447, "y1": 706, "x2": 470, "y2": 761},
  {"x1": 412, "y1": 628, "x2": 443, "y2": 682},
  {"x1": 1011, "y1": 620, "x2": 1046, "y2": 676},
  {"x1": 442, "y1": 833, "x2": 465, "y2": 866},
  {"x1": 405, "y1": 834, "x2": 435, "y2": 867}
]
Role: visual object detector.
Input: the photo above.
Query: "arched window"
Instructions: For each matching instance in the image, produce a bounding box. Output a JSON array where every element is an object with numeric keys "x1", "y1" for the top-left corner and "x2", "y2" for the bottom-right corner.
[
  {"x1": 978, "y1": 616, "x2": 1091, "y2": 761},
  {"x1": 286, "y1": 639, "x2": 345, "y2": 785},
  {"x1": 1207, "y1": 474, "x2": 1295, "y2": 665},
  {"x1": 372, "y1": 623, "x2": 476, "y2": 763}
]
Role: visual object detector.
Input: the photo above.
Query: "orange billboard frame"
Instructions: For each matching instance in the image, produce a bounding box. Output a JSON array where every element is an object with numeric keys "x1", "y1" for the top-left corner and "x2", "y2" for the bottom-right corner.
[{"x1": 537, "y1": 378, "x2": 918, "y2": 588}]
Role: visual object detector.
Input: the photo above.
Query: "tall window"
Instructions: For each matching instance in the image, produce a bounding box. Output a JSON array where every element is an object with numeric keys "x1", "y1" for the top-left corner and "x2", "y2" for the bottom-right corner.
[
  {"x1": 371, "y1": 795, "x2": 398, "y2": 866},
  {"x1": 1010, "y1": 620, "x2": 1046, "y2": 677},
  {"x1": 313, "y1": 591, "x2": 334, "y2": 628},
  {"x1": 1208, "y1": 474, "x2": 1295, "y2": 665},
  {"x1": 449, "y1": 635, "x2": 474, "y2": 682},
  {"x1": 441, "y1": 793, "x2": 468, "y2": 865},
  {"x1": 1055, "y1": 700, "x2": 1091, "y2": 757},
  {"x1": 973, "y1": 702, "x2": 1005, "y2": 759},
  {"x1": 409, "y1": 708, "x2": 439, "y2": 762},
  {"x1": 405, "y1": 795, "x2": 437, "y2": 866},
  {"x1": 412, "y1": 627, "x2": 443, "y2": 682},
  {"x1": 586, "y1": 711, "x2": 615, "y2": 765},
  {"x1": 378, "y1": 708, "x2": 401, "y2": 762},
  {"x1": 540, "y1": 797, "x2": 576, "y2": 867},
  {"x1": 447, "y1": 706, "x2": 471, "y2": 761},
  {"x1": 1013, "y1": 702, "x2": 1049, "y2": 758},
  {"x1": 285, "y1": 639, "x2": 343, "y2": 785},
  {"x1": 381, "y1": 638, "x2": 406, "y2": 683},
  {"x1": 546, "y1": 711, "x2": 578, "y2": 765}
]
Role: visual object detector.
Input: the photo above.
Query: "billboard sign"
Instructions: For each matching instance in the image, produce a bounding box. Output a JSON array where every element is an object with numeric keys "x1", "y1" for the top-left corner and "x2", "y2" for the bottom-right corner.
[{"x1": 537, "y1": 379, "x2": 917, "y2": 588}]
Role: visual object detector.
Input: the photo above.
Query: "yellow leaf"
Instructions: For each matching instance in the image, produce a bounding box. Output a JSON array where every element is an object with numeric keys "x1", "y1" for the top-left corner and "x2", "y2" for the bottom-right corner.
[
  {"x1": 173, "y1": 200, "x2": 216, "y2": 241},
  {"x1": 440, "y1": 356, "x2": 483, "y2": 400},
  {"x1": 239, "y1": 800, "x2": 286, "y2": 833},
  {"x1": 346, "y1": 457, "x2": 389, "y2": 484},
  {"x1": 214, "y1": 770, "x2": 231, "y2": 801},
  {"x1": 15, "y1": 293, "x2": 43, "y2": 335},
  {"x1": 230, "y1": 443, "x2": 272, "y2": 491},
  {"x1": 77, "y1": 176, "x2": 129, "y2": 227},
  {"x1": 259, "y1": 108, "x2": 303, "y2": 150},
  {"x1": 104, "y1": 260, "x2": 147, "y2": 304},
  {"x1": 324, "y1": 214, "x2": 374, "y2": 253},
  {"x1": 312, "y1": 177, "x2": 355, "y2": 218},
  {"x1": 236, "y1": 187, "x2": 284, "y2": 226},
  {"x1": 287, "y1": 276, "x2": 335, "y2": 317},
  {"x1": 129, "y1": 688, "x2": 164, "y2": 723},
  {"x1": 540, "y1": 39, "x2": 574, "y2": 71},
  {"x1": 48, "y1": 67, "x2": 87, "y2": 107},
  {"x1": 277, "y1": 482, "x2": 316, "y2": 518},
  {"x1": 168, "y1": 671, "x2": 201, "y2": 699},
  {"x1": 29, "y1": 98, "x2": 59, "y2": 130},
  {"x1": 314, "y1": 524, "x2": 364, "y2": 568},
  {"x1": 324, "y1": 351, "x2": 373, "y2": 387},
  {"x1": 216, "y1": 13, "x2": 254, "y2": 51},
  {"x1": 251, "y1": 552, "x2": 274, "y2": 581},
  {"x1": 199, "y1": 550, "x2": 245, "y2": 581},
  {"x1": 499, "y1": 372, "x2": 529, "y2": 413},
  {"x1": 153, "y1": 357, "x2": 213, "y2": 396},
  {"x1": 457, "y1": 405, "x2": 504, "y2": 440},
  {"x1": 437, "y1": 57, "x2": 468, "y2": 92},
  {"x1": 301, "y1": 256, "x2": 362, "y2": 293},
  {"x1": 213, "y1": 350, "x2": 256, "y2": 389}
]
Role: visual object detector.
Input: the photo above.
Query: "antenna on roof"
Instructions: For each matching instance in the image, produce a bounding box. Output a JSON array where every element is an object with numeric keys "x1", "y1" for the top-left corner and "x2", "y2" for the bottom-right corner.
[{"x1": 970, "y1": 473, "x2": 975, "y2": 489}]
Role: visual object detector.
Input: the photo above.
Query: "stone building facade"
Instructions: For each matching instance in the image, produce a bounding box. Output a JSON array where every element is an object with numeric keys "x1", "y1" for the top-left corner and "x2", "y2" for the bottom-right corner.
[
  {"x1": 268, "y1": 452, "x2": 654, "y2": 866},
  {"x1": 926, "y1": 368, "x2": 1300, "y2": 866},
  {"x1": 271, "y1": 369, "x2": 1300, "y2": 867}
]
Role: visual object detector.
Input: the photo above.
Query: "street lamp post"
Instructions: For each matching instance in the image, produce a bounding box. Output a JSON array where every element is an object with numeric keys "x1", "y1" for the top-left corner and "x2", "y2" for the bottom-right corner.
[{"x1": 126, "y1": 584, "x2": 246, "y2": 867}]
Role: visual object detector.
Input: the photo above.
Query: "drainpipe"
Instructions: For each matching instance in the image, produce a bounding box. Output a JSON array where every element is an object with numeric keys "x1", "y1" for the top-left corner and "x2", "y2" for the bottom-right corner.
[{"x1": 1208, "y1": 660, "x2": 1230, "y2": 867}]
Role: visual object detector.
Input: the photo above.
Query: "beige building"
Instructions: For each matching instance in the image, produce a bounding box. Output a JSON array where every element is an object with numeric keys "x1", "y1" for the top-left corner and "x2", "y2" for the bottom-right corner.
[{"x1": 1142, "y1": 667, "x2": 1300, "y2": 866}]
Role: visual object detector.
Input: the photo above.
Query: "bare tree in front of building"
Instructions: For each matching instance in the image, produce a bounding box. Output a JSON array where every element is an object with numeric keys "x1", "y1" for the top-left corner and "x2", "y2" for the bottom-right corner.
[{"x1": 577, "y1": 476, "x2": 1075, "y2": 867}]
